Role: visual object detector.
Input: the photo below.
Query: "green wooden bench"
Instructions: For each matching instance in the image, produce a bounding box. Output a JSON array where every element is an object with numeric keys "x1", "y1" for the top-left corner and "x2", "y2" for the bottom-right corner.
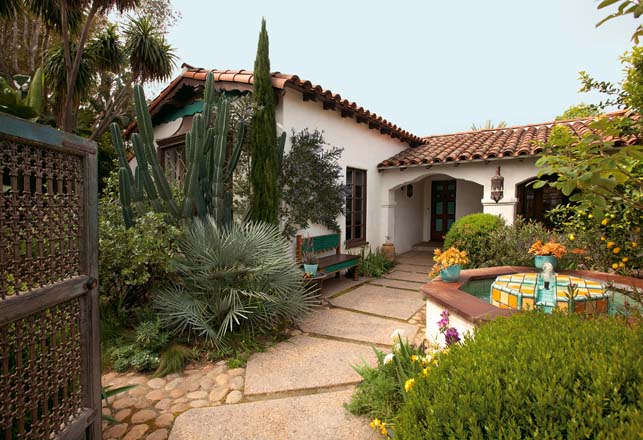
[{"x1": 296, "y1": 233, "x2": 360, "y2": 281}]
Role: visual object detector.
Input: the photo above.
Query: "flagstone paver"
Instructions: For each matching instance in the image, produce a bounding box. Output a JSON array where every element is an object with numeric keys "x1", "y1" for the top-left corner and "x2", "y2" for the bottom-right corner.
[
  {"x1": 169, "y1": 388, "x2": 379, "y2": 440},
  {"x1": 300, "y1": 308, "x2": 418, "y2": 345},
  {"x1": 330, "y1": 284, "x2": 425, "y2": 320},
  {"x1": 244, "y1": 335, "x2": 379, "y2": 395},
  {"x1": 394, "y1": 263, "x2": 432, "y2": 273}
]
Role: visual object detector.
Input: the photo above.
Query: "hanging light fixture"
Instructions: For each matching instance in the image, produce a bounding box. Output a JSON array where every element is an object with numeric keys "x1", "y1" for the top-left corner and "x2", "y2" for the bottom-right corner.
[
  {"x1": 407, "y1": 184, "x2": 413, "y2": 198},
  {"x1": 490, "y1": 166, "x2": 504, "y2": 203}
]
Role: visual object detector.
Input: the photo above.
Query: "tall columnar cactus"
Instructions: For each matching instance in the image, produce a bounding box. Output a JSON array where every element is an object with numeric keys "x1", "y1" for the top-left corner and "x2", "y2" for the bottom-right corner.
[{"x1": 111, "y1": 72, "x2": 246, "y2": 228}]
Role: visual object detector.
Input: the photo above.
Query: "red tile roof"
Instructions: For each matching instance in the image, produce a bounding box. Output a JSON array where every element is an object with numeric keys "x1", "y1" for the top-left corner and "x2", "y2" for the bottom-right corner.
[
  {"x1": 125, "y1": 65, "x2": 423, "y2": 146},
  {"x1": 377, "y1": 111, "x2": 631, "y2": 168}
]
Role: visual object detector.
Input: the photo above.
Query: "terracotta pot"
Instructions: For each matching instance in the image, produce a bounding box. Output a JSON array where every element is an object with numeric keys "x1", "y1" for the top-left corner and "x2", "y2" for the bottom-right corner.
[{"x1": 382, "y1": 242, "x2": 396, "y2": 262}]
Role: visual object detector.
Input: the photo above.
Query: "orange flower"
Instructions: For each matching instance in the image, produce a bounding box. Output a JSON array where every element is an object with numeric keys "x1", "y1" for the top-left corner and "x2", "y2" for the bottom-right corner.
[
  {"x1": 429, "y1": 247, "x2": 469, "y2": 279},
  {"x1": 528, "y1": 240, "x2": 566, "y2": 258}
]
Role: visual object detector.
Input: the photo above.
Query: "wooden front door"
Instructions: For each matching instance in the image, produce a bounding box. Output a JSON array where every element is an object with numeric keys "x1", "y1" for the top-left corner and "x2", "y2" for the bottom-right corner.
[{"x1": 431, "y1": 180, "x2": 456, "y2": 240}]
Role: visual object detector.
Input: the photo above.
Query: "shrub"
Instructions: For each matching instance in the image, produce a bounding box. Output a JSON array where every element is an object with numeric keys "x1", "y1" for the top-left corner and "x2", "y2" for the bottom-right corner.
[
  {"x1": 396, "y1": 312, "x2": 643, "y2": 439},
  {"x1": 480, "y1": 216, "x2": 553, "y2": 267},
  {"x1": 154, "y1": 218, "x2": 317, "y2": 347},
  {"x1": 443, "y1": 213, "x2": 504, "y2": 267},
  {"x1": 99, "y1": 172, "x2": 181, "y2": 310},
  {"x1": 108, "y1": 319, "x2": 170, "y2": 372},
  {"x1": 357, "y1": 246, "x2": 395, "y2": 278}
]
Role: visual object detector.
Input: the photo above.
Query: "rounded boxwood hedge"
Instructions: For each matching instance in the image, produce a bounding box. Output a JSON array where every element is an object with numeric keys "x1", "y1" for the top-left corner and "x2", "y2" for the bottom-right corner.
[
  {"x1": 443, "y1": 213, "x2": 504, "y2": 267},
  {"x1": 396, "y1": 312, "x2": 643, "y2": 439}
]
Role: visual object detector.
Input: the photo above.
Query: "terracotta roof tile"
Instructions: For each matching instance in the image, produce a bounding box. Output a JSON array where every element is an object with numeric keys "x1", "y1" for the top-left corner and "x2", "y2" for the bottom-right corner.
[
  {"x1": 125, "y1": 65, "x2": 422, "y2": 146},
  {"x1": 377, "y1": 111, "x2": 633, "y2": 168}
]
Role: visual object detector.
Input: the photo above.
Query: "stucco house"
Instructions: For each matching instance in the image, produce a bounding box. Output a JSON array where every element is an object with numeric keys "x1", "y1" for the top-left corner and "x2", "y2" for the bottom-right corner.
[{"x1": 129, "y1": 64, "x2": 598, "y2": 254}]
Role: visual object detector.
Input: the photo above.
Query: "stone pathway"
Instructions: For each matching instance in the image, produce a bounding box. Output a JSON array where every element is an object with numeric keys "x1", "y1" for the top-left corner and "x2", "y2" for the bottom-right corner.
[{"x1": 101, "y1": 252, "x2": 432, "y2": 440}]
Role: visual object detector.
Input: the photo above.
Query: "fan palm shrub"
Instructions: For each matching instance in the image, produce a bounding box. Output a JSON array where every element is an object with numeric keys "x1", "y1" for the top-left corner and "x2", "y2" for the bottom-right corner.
[{"x1": 154, "y1": 217, "x2": 317, "y2": 347}]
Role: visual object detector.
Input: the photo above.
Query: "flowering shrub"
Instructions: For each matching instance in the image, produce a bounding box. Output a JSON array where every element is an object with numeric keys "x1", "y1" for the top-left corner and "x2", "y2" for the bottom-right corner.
[
  {"x1": 429, "y1": 247, "x2": 469, "y2": 278},
  {"x1": 528, "y1": 239, "x2": 566, "y2": 258},
  {"x1": 395, "y1": 312, "x2": 643, "y2": 439}
]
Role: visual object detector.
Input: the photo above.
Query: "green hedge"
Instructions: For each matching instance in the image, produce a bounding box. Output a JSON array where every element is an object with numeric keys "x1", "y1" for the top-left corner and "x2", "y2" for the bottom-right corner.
[
  {"x1": 396, "y1": 312, "x2": 643, "y2": 439},
  {"x1": 443, "y1": 213, "x2": 504, "y2": 267}
]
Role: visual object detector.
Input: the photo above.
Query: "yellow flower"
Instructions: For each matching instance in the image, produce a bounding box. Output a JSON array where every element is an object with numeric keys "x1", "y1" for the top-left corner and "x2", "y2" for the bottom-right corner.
[
  {"x1": 619, "y1": 262, "x2": 625, "y2": 268},
  {"x1": 380, "y1": 426, "x2": 387, "y2": 436},
  {"x1": 422, "y1": 367, "x2": 430, "y2": 377},
  {"x1": 601, "y1": 218, "x2": 609, "y2": 226},
  {"x1": 613, "y1": 247, "x2": 621, "y2": 254},
  {"x1": 404, "y1": 378, "x2": 416, "y2": 393},
  {"x1": 607, "y1": 241, "x2": 615, "y2": 249},
  {"x1": 588, "y1": 214, "x2": 594, "y2": 219},
  {"x1": 568, "y1": 234, "x2": 575, "y2": 241},
  {"x1": 632, "y1": 242, "x2": 639, "y2": 249},
  {"x1": 370, "y1": 418, "x2": 381, "y2": 429},
  {"x1": 622, "y1": 257, "x2": 629, "y2": 263},
  {"x1": 612, "y1": 263, "x2": 619, "y2": 270},
  {"x1": 411, "y1": 355, "x2": 419, "y2": 362}
]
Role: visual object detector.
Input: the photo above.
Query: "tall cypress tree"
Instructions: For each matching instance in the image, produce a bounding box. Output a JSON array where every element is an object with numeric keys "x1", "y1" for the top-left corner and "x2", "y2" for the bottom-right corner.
[{"x1": 249, "y1": 18, "x2": 279, "y2": 224}]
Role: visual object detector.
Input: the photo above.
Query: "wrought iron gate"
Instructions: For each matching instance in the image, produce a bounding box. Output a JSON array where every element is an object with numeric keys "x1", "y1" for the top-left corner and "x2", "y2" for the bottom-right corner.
[{"x1": 0, "y1": 114, "x2": 100, "y2": 439}]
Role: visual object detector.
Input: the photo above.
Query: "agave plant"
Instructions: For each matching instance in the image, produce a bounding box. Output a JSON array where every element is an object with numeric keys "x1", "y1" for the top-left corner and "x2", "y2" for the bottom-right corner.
[{"x1": 154, "y1": 218, "x2": 317, "y2": 347}]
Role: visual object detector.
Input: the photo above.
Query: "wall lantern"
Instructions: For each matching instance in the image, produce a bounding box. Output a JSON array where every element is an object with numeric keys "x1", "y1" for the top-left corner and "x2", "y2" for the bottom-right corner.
[
  {"x1": 490, "y1": 166, "x2": 504, "y2": 203},
  {"x1": 406, "y1": 184, "x2": 413, "y2": 198}
]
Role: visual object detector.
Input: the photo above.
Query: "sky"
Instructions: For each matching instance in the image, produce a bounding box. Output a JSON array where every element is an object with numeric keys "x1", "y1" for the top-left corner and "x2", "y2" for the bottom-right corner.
[{"x1": 161, "y1": 0, "x2": 634, "y2": 136}]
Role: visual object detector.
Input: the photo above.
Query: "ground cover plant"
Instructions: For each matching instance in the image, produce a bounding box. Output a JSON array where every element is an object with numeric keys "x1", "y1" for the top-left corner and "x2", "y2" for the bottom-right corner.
[
  {"x1": 395, "y1": 312, "x2": 643, "y2": 439},
  {"x1": 356, "y1": 246, "x2": 396, "y2": 278}
]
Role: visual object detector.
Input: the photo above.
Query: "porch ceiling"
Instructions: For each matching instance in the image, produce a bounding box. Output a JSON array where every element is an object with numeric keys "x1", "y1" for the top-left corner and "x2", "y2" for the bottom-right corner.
[{"x1": 378, "y1": 110, "x2": 632, "y2": 169}]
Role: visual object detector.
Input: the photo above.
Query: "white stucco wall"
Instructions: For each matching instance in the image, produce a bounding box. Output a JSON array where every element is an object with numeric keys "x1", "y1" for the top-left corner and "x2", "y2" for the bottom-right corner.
[
  {"x1": 380, "y1": 158, "x2": 540, "y2": 246},
  {"x1": 393, "y1": 184, "x2": 425, "y2": 253},
  {"x1": 279, "y1": 90, "x2": 410, "y2": 251}
]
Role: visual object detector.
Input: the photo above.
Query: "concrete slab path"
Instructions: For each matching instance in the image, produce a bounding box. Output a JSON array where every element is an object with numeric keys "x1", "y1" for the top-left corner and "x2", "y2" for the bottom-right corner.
[
  {"x1": 330, "y1": 284, "x2": 426, "y2": 321},
  {"x1": 169, "y1": 252, "x2": 431, "y2": 440},
  {"x1": 300, "y1": 308, "x2": 418, "y2": 346},
  {"x1": 169, "y1": 388, "x2": 379, "y2": 440}
]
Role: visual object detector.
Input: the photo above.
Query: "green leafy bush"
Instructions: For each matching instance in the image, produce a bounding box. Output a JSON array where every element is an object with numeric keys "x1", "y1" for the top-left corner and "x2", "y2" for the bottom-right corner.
[
  {"x1": 108, "y1": 319, "x2": 170, "y2": 372},
  {"x1": 348, "y1": 335, "x2": 430, "y2": 424},
  {"x1": 443, "y1": 213, "x2": 504, "y2": 267},
  {"x1": 356, "y1": 246, "x2": 395, "y2": 278},
  {"x1": 99, "y1": 172, "x2": 181, "y2": 310},
  {"x1": 481, "y1": 217, "x2": 553, "y2": 267},
  {"x1": 154, "y1": 218, "x2": 317, "y2": 347},
  {"x1": 396, "y1": 312, "x2": 643, "y2": 439}
]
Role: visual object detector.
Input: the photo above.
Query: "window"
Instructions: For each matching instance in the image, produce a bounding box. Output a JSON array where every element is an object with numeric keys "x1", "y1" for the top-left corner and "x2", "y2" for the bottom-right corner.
[
  {"x1": 517, "y1": 177, "x2": 569, "y2": 227},
  {"x1": 346, "y1": 168, "x2": 366, "y2": 246}
]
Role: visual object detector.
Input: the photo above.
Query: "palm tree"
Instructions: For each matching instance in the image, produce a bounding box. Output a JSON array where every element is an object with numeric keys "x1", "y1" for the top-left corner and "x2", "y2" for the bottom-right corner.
[{"x1": 470, "y1": 120, "x2": 507, "y2": 131}]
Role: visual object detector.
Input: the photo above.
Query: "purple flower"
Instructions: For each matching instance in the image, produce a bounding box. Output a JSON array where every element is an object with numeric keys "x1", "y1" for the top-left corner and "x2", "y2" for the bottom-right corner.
[{"x1": 444, "y1": 327, "x2": 461, "y2": 346}]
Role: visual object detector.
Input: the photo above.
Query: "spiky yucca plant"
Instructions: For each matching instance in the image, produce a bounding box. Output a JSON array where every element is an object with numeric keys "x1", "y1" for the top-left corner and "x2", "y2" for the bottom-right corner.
[{"x1": 154, "y1": 218, "x2": 317, "y2": 347}]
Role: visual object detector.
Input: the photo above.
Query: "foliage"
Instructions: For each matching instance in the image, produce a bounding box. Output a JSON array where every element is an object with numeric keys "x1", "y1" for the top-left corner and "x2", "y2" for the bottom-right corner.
[
  {"x1": 596, "y1": 0, "x2": 643, "y2": 43},
  {"x1": 474, "y1": 217, "x2": 552, "y2": 267},
  {"x1": 108, "y1": 319, "x2": 170, "y2": 373},
  {"x1": 98, "y1": 171, "x2": 181, "y2": 309},
  {"x1": 356, "y1": 246, "x2": 395, "y2": 278},
  {"x1": 250, "y1": 18, "x2": 280, "y2": 224},
  {"x1": 348, "y1": 333, "x2": 430, "y2": 424},
  {"x1": 443, "y1": 213, "x2": 504, "y2": 267},
  {"x1": 280, "y1": 129, "x2": 346, "y2": 237},
  {"x1": 528, "y1": 239, "x2": 566, "y2": 258},
  {"x1": 111, "y1": 71, "x2": 246, "y2": 228},
  {"x1": 395, "y1": 312, "x2": 643, "y2": 439},
  {"x1": 555, "y1": 102, "x2": 600, "y2": 120},
  {"x1": 154, "y1": 218, "x2": 317, "y2": 348},
  {"x1": 0, "y1": 68, "x2": 44, "y2": 119},
  {"x1": 429, "y1": 247, "x2": 469, "y2": 278},
  {"x1": 154, "y1": 344, "x2": 193, "y2": 377},
  {"x1": 469, "y1": 120, "x2": 506, "y2": 131},
  {"x1": 536, "y1": 47, "x2": 643, "y2": 255},
  {"x1": 547, "y1": 204, "x2": 641, "y2": 275}
]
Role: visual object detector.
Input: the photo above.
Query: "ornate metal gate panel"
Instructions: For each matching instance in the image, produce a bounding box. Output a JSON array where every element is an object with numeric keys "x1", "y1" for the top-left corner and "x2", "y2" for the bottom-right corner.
[{"x1": 0, "y1": 114, "x2": 100, "y2": 439}]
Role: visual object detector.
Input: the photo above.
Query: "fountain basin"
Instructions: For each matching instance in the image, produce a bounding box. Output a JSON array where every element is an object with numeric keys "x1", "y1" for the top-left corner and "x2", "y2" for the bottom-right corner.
[{"x1": 491, "y1": 273, "x2": 609, "y2": 313}]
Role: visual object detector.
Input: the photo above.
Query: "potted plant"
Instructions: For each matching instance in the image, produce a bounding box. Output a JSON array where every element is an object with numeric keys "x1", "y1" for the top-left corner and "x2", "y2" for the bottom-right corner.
[
  {"x1": 429, "y1": 247, "x2": 469, "y2": 283},
  {"x1": 529, "y1": 239, "x2": 566, "y2": 269},
  {"x1": 382, "y1": 235, "x2": 396, "y2": 262},
  {"x1": 302, "y1": 236, "x2": 318, "y2": 276}
]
